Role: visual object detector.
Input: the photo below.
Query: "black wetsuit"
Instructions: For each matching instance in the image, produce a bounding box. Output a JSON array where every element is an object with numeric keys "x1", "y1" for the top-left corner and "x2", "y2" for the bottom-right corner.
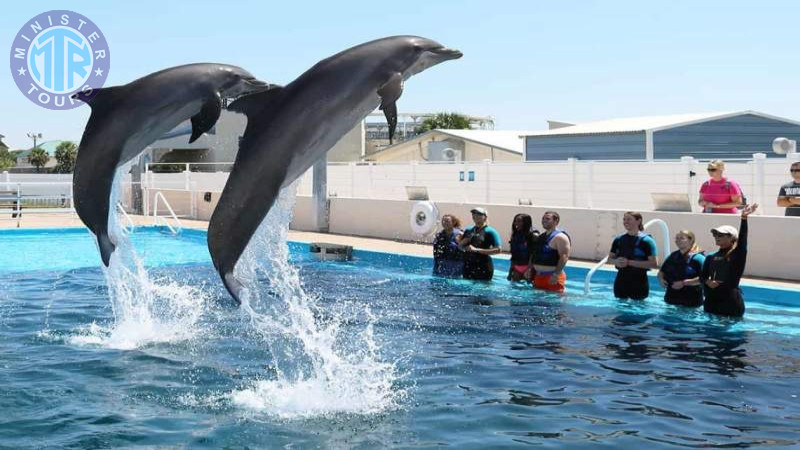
[
  {"x1": 610, "y1": 232, "x2": 657, "y2": 300},
  {"x1": 462, "y1": 225, "x2": 501, "y2": 281},
  {"x1": 701, "y1": 218, "x2": 748, "y2": 318},
  {"x1": 433, "y1": 229, "x2": 464, "y2": 277},
  {"x1": 660, "y1": 250, "x2": 705, "y2": 307}
]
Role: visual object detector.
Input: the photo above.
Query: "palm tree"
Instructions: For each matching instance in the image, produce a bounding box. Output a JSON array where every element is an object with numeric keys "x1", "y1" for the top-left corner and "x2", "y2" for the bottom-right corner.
[
  {"x1": 28, "y1": 147, "x2": 50, "y2": 173},
  {"x1": 54, "y1": 141, "x2": 78, "y2": 173},
  {"x1": 416, "y1": 113, "x2": 472, "y2": 133}
]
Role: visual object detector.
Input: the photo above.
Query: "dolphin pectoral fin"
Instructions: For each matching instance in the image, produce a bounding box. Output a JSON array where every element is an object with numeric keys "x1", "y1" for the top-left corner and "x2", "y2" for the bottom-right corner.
[
  {"x1": 97, "y1": 232, "x2": 116, "y2": 267},
  {"x1": 189, "y1": 94, "x2": 222, "y2": 143},
  {"x1": 378, "y1": 73, "x2": 403, "y2": 144},
  {"x1": 227, "y1": 86, "x2": 284, "y2": 118}
]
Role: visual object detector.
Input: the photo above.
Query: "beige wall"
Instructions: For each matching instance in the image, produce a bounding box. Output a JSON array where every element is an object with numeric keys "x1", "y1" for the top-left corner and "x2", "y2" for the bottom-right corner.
[
  {"x1": 371, "y1": 131, "x2": 521, "y2": 162},
  {"x1": 144, "y1": 189, "x2": 800, "y2": 282},
  {"x1": 327, "y1": 123, "x2": 365, "y2": 162},
  {"x1": 299, "y1": 197, "x2": 800, "y2": 282}
]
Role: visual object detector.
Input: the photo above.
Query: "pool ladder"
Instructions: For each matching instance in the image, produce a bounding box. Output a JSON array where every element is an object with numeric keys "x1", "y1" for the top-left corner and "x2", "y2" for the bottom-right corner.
[
  {"x1": 152, "y1": 191, "x2": 183, "y2": 235},
  {"x1": 583, "y1": 218, "x2": 671, "y2": 294},
  {"x1": 116, "y1": 202, "x2": 135, "y2": 235}
]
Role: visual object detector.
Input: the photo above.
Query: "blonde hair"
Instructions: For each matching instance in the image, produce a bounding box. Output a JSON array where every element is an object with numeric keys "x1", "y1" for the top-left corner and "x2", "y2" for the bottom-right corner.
[
  {"x1": 707, "y1": 159, "x2": 725, "y2": 170},
  {"x1": 677, "y1": 230, "x2": 701, "y2": 254}
]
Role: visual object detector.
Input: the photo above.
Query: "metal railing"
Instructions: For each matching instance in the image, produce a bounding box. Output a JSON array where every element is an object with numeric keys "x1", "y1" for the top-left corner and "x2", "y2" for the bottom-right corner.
[
  {"x1": 151, "y1": 191, "x2": 182, "y2": 235},
  {"x1": 116, "y1": 202, "x2": 135, "y2": 234},
  {"x1": 583, "y1": 218, "x2": 671, "y2": 294}
]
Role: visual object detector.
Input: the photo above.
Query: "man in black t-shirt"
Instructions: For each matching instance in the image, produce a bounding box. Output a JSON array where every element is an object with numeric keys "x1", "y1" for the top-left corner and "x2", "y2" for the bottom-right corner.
[{"x1": 777, "y1": 161, "x2": 800, "y2": 217}]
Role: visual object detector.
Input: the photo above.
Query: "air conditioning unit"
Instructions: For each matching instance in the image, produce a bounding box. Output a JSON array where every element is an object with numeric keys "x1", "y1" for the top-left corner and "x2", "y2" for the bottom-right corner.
[
  {"x1": 442, "y1": 148, "x2": 462, "y2": 161},
  {"x1": 773, "y1": 137, "x2": 797, "y2": 155}
]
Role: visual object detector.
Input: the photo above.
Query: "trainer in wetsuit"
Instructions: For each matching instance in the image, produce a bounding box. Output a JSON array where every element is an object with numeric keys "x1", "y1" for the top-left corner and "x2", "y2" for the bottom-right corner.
[
  {"x1": 433, "y1": 214, "x2": 464, "y2": 277},
  {"x1": 507, "y1": 213, "x2": 539, "y2": 282},
  {"x1": 658, "y1": 230, "x2": 705, "y2": 307},
  {"x1": 458, "y1": 207, "x2": 502, "y2": 281},
  {"x1": 608, "y1": 211, "x2": 658, "y2": 300},
  {"x1": 700, "y1": 203, "x2": 758, "y2": 318},
  {"x1": 532, "y1": 211, "x2": 571, "y2": 292}
]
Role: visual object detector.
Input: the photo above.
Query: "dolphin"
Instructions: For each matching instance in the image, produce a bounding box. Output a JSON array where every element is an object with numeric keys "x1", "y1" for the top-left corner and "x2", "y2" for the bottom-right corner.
[
  {"x1": 71, "y1": 63, "x2": 272, "y2": 266},
  {"x1": 208, "y1": 36, "x2": 462, "y2": 303}
]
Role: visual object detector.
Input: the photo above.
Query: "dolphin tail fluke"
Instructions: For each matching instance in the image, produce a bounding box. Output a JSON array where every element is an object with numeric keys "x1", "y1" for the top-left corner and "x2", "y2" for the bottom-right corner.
[
  {"x1": 97, "y1": 232, "x2": 116, "y2": 267},
  {"x1": 221, "y1": 271, "x2": 244, "y2": 306}
]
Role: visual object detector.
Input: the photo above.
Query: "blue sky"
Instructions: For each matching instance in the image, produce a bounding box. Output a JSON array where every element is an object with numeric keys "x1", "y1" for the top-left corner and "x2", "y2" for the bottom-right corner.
[{"x1": 2, "y1": 0, "x2": 800, "y2": 149}]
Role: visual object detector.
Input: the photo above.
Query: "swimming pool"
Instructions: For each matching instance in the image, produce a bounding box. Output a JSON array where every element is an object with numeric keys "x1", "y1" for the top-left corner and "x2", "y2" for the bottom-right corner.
[{"x1": 1, "y1": 227, "x2": 799, "y2": 448}]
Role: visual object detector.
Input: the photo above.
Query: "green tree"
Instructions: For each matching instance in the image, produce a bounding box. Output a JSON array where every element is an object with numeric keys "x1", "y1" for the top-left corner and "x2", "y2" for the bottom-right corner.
[
  {"x1": 416, "y1": 112, "x2": 472, "y2": 133},
  {"x1": 54, "y1": 141, "x2": 78, "y2": 173},
  {"x1": 0, "y1": 148, "x2": 16, "y2": 171},
  {"x1": 28, "y1": 147, "x2": 50, "y2": 173}
]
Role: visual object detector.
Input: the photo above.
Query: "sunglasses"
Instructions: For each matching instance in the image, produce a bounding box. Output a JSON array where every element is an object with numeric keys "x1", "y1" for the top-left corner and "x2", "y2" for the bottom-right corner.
[
  {"x1": 792, "y1": 169, "x2": 800, "y2": 173},
  {"x1": 707, "y1": 168, "x2": 718, "y2": 172},
  {"x1": 711, "y1": 231, "x2": 731, "y2": 237}
]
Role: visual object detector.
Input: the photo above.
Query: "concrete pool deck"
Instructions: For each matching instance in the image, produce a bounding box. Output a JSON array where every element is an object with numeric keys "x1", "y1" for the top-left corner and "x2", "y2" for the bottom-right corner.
[{"x1": 2, "y1": 212, "x2": 798, "y2": 290}]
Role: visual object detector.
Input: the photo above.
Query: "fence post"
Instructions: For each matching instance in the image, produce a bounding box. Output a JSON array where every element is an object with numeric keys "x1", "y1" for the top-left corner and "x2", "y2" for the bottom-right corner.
[
  {"x1": 183, "y1": 165, "x2": 191, "y2": 191},
  {"x1": 484, "y1": 159, "x2": 492, "y2": 204},
  {"x1": 681, "y1": 155, "x2": 696, "y2": 210},
  {"x1": 753, "y1": 152, "x2": 766, "y2": 209},
  {"x1": 350, "y1": 162, "x2": 356, "y2": 198},
  {"x1": 568, "y1": 157, "x2": 577, "y2": 207},
  {"x1": 587, "y1": 161, "x2": 594, "y2": 209}
]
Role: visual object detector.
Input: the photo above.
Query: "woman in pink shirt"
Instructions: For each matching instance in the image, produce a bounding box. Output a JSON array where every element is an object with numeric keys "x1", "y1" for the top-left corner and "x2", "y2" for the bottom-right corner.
[{"x1": 698, "y1": 159, "x2": 743, "y2": 214}]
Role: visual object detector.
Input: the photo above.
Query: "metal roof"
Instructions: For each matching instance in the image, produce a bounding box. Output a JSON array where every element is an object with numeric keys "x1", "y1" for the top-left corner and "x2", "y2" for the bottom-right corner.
[
  {"x1": 431, "y1": 129, "x2": 535, "y2": 154},
  {"x1": 523, "y1": 110, "x2": 800, "y2": 137}
]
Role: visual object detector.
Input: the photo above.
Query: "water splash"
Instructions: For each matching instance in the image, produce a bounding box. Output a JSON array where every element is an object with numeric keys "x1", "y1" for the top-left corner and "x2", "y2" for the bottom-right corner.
[
  {"x1": 229, "y1": 183, "x2": 405, "y2": 419},
  {"x1": 70, "y1": 167, "x2": 208, "y2": 350}
]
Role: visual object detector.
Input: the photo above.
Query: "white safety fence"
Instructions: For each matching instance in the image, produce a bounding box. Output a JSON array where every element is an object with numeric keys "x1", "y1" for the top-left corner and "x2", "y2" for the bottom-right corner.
[{"x1": 5, "y1": 152, "x2": 800, "y2": 219}]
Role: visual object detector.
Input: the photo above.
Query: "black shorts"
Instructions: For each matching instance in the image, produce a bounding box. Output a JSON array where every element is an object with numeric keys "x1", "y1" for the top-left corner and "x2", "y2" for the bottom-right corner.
[
  {"x1": 614, "y1": 268, "x2": 649, "y2": 300},
  {"x1": 704, "y1": 287, "x2": 745, "y2": 318},
  {"x1": 464, "y1": 255, "x2": 494, "y2": 281}
]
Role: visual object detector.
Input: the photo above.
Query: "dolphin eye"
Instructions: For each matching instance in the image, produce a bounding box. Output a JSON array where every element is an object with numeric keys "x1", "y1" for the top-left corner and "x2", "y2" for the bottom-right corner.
[{"x1": 412, "y1": 44, "x2": 423, "y2": 53}]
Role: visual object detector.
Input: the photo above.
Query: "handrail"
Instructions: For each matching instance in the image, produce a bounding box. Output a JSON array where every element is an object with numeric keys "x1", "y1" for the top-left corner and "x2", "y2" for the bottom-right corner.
[
  {"x1": 583, "y1": 218, "x2": 671, "y2": 294},
  {"x1": 152, "y1": 191, "x2": 182, "y2": 235},
  {"x1": 116, "y1": 202, "x2": 135, "y2": 234}
]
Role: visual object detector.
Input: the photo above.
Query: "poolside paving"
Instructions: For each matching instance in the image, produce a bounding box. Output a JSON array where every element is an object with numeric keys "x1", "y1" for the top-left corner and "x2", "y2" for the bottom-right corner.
[{"x1": 2, "y1": 212, "x2": 798, "y2": 290}]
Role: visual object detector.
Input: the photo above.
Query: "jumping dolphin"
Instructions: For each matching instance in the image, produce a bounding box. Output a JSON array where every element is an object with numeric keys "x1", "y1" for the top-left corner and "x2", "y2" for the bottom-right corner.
[
  {"x1": 208, "y1": 36, "x2": 462, "y2": 303},
  {"x1": 72, "y1": 63, "x2": 272, "y2": 266}
]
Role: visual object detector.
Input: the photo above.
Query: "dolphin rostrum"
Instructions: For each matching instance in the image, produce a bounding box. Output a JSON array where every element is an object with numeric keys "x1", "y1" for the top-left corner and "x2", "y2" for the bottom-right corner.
[
  {"x1": 208, "y1": 36, "x2": 462, "y2": 303},
  {"x1": 72, "y1": 63, "x2": 271, "y2": 266}
]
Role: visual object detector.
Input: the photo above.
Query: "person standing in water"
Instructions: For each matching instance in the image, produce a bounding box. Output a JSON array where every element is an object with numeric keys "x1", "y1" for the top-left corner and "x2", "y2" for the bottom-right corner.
[
  {"x1": 658, "y1": 230, "x2": 705, "y2": 307},
  {"x1": 432, "y1": 214, "x2": 464, "y2": 277},
  {"x1": 701, "y1": 203, "x2": 759, "y2": 318},
  {"x1": 608, "y1": 212, "x2": 659, "y2": 300},
  {"x1": 532, "y1": 211, "x2": 570, "y2": 293},
  {"x1": 458, "y1": 207, "x2": 502, "y2": 281},
  {"x1": 507, "y1": 213, "x2": 539, "y2": 282}
]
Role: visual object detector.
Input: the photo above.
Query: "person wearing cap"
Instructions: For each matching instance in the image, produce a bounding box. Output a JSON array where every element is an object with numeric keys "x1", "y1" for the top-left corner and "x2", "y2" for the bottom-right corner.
[
  {"x1": 608, "y1": 211, "x2": 659, "y2": 300},
  {"x1": 777, "y1": 161, "x2": 800, "y2": 217},
  {"x1": 458, "y1": 207, "x2": 502, "y2": 281},
  {"x1": 700, "y1": 203, "x2": 759, "y2": 318},
  {"x1": 699, "y1": 160, "x2": 743, "y2": 214},
  {"x1": 532, "y1": 211, "x2": 571, "y2": 292}
]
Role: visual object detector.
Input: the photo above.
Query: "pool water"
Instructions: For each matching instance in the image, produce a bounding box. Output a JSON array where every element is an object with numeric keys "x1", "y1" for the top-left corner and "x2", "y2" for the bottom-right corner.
[{"x1": 1, "y1": 227, "x2": 800, "y2": 448}]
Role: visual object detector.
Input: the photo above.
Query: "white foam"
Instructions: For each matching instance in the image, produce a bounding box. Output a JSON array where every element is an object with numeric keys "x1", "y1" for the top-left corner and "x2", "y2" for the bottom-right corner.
[{"x1": 229, "y1": 184, "x2": 405, "y2": 418}]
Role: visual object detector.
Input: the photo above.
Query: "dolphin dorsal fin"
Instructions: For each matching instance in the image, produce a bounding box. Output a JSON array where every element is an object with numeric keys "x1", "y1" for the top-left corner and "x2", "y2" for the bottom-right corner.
[
  {"x1": 71, "y1": 86, "x2": 126, "y2": 110},
  {"x1": 227, "y1": 86, "x2": 284, "y2": 118}
]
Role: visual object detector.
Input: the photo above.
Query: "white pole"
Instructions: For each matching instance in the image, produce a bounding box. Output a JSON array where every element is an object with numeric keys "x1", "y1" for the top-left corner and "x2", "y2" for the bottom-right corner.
[
  {"x1": 183, "y1": 164, "x2": 190, "y2": 191},
  {"x1": 681, "y1": 155, "x2": 696, "y2": 211},
  {"x1": 568, "y1": 157, "x2": 577, "y2": 207},
  {"x1": 753, "y1": 152, "x2": 766, "y2": 209},
  {"x1": 3, "y1": 171, "x2": 9, "y2": 191}
]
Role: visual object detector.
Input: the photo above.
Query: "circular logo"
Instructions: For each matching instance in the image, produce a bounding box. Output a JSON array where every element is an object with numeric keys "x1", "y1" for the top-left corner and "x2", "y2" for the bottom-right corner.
[{"x1": 9, "y1": 10, "x2": 110, "y2": 110}]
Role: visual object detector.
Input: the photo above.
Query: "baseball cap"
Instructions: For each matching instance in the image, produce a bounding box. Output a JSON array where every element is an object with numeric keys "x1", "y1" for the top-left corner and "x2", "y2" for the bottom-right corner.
[
  {"x1": 470, "y1": 207, "x2": 488, "y2": 216},
  {"x1": 710, "y1": 225, "x2": 738, "y2": 239}
]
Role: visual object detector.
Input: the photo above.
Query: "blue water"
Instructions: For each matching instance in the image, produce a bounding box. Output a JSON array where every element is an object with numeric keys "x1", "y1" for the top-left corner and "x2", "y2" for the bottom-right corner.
[{"x1": 2, "y1": 227, "x2": 800, "y2": 448}]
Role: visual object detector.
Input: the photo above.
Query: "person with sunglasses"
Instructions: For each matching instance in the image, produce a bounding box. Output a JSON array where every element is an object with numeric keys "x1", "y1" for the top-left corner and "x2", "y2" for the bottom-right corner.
[
  {"x1": 777, "y1": 161, "x2": 800, "y2": 217},
  {"x1": 700, "y1": 203, "x2": 758, "y2": 318},
  {"x1": 699, "y1": 160, "x2": 743, "y2": 214}
]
